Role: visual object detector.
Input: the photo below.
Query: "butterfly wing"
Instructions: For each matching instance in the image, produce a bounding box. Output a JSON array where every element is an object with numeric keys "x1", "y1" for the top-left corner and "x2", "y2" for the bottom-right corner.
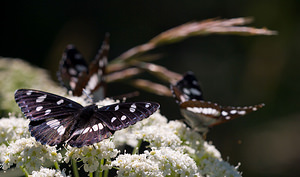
[
  {"x1": 67, "y1": 102, "x2": 159, "y2": 147},
  {"x1": 14, "y1": 89, "x2": 83, "y2": 145},
  {"x1": 180, "y1": 100, "x2": 264, "y2": 131},
  {"x1": 57, "y1": 45, "x2": 89, "y2": 95},
  {"x1": 67, "y1": 105, "x2": 114, "y2": 147},
  {"x1": 80, "y1": 33, "x2": 110, "y2": 99},
  {"x1": 96, "y1": 102, "x2": 160, "y2": 130},
  {"x1": 171, "y1": 71, "x2": 204, "y2": 103}
]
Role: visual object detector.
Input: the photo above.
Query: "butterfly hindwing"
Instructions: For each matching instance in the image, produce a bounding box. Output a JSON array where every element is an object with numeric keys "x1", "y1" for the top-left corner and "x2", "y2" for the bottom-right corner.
[
  {"x1": 29, "y1": 116, "x2": 75, "y2": 146},
  {"x1": 180, "y1": 100, "x2": 264, "y2": 129},
  {"x1": 67, "y1": 107, "x2": 113, "y2": 147}
]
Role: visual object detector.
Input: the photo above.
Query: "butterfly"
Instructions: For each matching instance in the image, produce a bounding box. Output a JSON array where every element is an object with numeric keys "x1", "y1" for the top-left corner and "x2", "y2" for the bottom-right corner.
[
  {"x1": 57, "y1": 34, "x2": 109, "y2": 99},
  {"x1": 171, "y1": 71, "x2": 264, "y2": 133},
  {"x1": 14, "y1": 89, "x2": 160, "y2": 147}
]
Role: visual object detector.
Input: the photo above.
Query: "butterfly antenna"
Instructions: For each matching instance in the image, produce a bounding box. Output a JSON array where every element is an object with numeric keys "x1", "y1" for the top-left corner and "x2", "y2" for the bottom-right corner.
[{"x1": 82, "y1": 89, "x2": 94, "y2": 103}]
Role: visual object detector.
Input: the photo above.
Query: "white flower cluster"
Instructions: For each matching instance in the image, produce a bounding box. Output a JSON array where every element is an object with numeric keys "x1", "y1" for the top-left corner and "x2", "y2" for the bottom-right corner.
[
  {"x1": 1, "y1": 137, "x2": 62, "y2": 173},
  {"x1": 64, "y1": 139, "x2": 119, "y2": 173},
  {"x1": 0, "y1": 96, "x2": 242, "y2": 177},
  {"x1": 31, "y1": 167, "x2": 69, "y2": 177},
  {"x1": 0, "y1": 116, "x2": 30, "y2": 162},
  {"x1": 110, "y1": 109, "x2": 241, "y2": 177},
  {"x1": 112, "y1": 147, "x2": 200, "y2": 177},
  {"x1": 0, "y1": 116, "x2": 30, "y2": 144}
]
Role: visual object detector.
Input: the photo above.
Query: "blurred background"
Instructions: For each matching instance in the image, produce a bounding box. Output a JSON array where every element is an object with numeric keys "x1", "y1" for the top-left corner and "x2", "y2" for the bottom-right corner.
[{"x1": 1, "y1": 1, "x2": 300, "y2": 176}]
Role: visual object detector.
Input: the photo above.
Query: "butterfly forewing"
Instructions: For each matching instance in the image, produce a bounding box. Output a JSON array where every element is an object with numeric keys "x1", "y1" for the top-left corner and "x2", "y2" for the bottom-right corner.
[
  {"x1": 15, "y1": 89, "x2": 83, "y2": 121},
  {"x1": 172, "y1": 71, "x2": 203, "y2": 103},
  {"x1": 57, "y1": 45, "x2": 89, "y2": 93}
]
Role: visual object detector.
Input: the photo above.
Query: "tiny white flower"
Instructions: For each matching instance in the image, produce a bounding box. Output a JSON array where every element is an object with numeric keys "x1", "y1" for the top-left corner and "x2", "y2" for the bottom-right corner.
[{"x1": 31, "y1": 167, "x2": 69, "y2": 177}]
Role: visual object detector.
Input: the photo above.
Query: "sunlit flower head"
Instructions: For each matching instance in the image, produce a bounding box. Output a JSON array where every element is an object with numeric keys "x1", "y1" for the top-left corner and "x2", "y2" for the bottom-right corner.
[{"x1": 1, "y1": 137, "x2": 62, "y2": 173}]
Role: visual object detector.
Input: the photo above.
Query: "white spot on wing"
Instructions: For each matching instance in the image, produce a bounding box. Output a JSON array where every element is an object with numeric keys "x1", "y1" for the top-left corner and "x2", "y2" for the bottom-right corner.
[
  {"x1": 192, "y1": 80, "x2": 198, "y2": 85},
  {"x1": 225, "y1": 116, "x2": 231, "y2": 120},
  {"x1": 36, "y1": 106, "x2": 43, "y2": 111},
  {"x1": 83, "y1": 128, "x2": 90, "y2": 134},
  {"x1": 92, "y1": 124, "x2": 98, "y2": 131},
  {"x1": 190, "y1": 88, "x2": 201, "y2": 96},
  {"x1": 121, "y1": 115, "x2": 126, "y2": 120},
  {"x1": 145, "y1": 103, "x2": 151, "y2": 108},
  {"x1": 238, "y1": 110, "x2": 246, "y2": 115},
  {"x1": 75, "y1": 64, "x2": 87, "y2": 72},
  {"x1": 111, "y1": 117, "x2": 117, "y2": 123},
  {"x1": 46, "y1": 119, "x2": 60, "y2": 128},
  {"x1": 86, "y1": 73, "x2": 99, "y2": 90},
  {"x1": 221, "y1": 111, "x2": 228, "y2": 116},
  {"x1": 73, "y1": 129, "x2": 84, "y2": 135},
  {"x1": 68, "y1": 68, "x2": 77, "y2": 75},
  {"x1": 57, "y1": 99, "x2": 64, "y2": 105},
  {"x1": 186, "y1": 107, "x2": 220, "y2": 116},
  {"x1": 230, "y1": 110, "x2": 237, "y2": 114},
  {"x1": 183, "y1": 88, "x2": 191, "y2": 95},
  {"x1": 130, "y1": 104, "x2": 136, "y2": 112},
  {"x1": 57, "y1": 125, "x2": 66, "y2": 135},
  {"x1": 98, "y1": 123, "x2": 104, "y2": 130},
  {"x1": 26, "y1": 90, "x2": 33, "y2": 95},
  {"x1": 36, "y1": 94, "x2": 47, "y2": 103},
  {"x1": 45, "y1": 109, "x2": 51, "y2": 115},
  {"x1": 115, "y1": 105, "x2": 119, "y2": 111}
]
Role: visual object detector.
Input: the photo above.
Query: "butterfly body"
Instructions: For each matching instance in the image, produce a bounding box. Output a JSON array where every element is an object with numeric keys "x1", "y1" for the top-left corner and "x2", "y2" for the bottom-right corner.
[
  {"x1": 171, "y1": 71, "x2": 264, "y2": 133},
  {"x1": 15, "y1": 89, "x2": 159, "y2": 147}
]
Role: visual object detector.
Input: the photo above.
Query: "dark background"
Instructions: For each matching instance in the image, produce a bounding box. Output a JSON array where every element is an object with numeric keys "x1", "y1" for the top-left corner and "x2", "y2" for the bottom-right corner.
[{"x1": 1, "y1": 1, "x2": 300, "y2": 176}]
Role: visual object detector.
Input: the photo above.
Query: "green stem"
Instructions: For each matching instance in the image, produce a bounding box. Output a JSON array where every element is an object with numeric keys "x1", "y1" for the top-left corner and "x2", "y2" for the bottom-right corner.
[
  {"x1": 95, "y1": 158, "x2": 104, "y2": 177},
  {"x1": 54, "y1": 161, "x2": 60, "y2": 171},
  {"x1": 132, "y1": 139, "x2": 143, "y2": 154},
  {"x1": 104, "y1": 168, "x2": 109, "y2": 177},
  {"x1": 72, "y1": 159, "x2": 80, "y2": 177},
  {"x1": 89, "y1": 172, "x2": 93, "y2": 177},
  {"x1": 20, "y1": 166, "x2": 29, "y2": 177}
]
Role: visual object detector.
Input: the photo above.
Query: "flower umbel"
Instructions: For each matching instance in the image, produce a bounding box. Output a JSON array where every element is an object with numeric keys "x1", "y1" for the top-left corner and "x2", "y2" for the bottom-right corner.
[
  {"x1": 1, "y1": 137, "x2": 62, "y2": 173},
  {"x1": 64, "y1": 139, "x2": 119, "y2": 173}
]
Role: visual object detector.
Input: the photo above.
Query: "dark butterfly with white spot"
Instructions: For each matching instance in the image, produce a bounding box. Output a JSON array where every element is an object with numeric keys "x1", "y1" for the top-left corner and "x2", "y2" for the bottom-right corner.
[
  {"x1": 57, "y1": 33, "x2": 109, "y2": 99},
  {"x1": 171, "y1": 71, "x2": 264, "y2": 133},
  {"x1": 14, "y1": 89, "x2": 159, "y2": 147}
]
